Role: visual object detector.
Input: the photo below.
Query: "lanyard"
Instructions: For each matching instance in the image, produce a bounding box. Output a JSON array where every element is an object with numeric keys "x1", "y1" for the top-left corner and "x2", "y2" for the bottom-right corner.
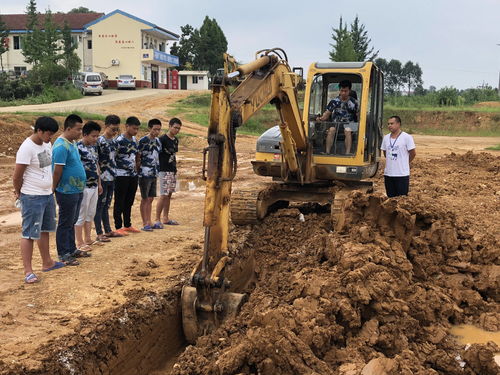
[{"x1": 389, "y1": 132, "x2": 402, "y2": 149}]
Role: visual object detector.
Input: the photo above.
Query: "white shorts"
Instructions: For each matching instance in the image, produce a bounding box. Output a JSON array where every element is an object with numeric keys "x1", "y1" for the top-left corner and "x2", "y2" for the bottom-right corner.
[{"x1": 76, "y1": 187, "x2": 99, "y2": 225}]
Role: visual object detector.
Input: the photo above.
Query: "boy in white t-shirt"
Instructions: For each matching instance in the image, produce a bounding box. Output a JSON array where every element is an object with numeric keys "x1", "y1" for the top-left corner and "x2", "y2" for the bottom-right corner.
[
  {"x1": 380, "y1": 116, "x2": 416, "y2": 197},
  {"x1": 12, "y1": 117, "x2": 65, "y2": 284}
]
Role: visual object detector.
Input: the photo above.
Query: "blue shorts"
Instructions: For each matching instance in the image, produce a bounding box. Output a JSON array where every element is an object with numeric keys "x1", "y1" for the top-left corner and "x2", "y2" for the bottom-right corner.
[{"x1": 20, "y1": 193, "x2": 56, "y2": 240}]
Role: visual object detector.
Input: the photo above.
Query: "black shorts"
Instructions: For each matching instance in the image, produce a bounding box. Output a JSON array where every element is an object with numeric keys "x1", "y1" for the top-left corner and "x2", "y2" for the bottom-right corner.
[
  {"x1": 384, "y1": 175, "x2": 410, "y2": 198},
  {"x1": 139, "y1": 177, "x2": 157, "y2": 199}
]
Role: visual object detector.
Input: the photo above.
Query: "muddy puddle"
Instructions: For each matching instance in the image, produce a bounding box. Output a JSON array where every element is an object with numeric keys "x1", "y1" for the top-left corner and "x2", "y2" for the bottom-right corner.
[{"x1": 451, "y1": 325, "x2": 500, "y2": 367}]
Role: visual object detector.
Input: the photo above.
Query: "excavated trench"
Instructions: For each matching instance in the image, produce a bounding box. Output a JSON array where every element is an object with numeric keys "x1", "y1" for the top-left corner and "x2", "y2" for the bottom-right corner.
[{"x1": 9, "y1": 189, "x2": 499, "y2": 375}]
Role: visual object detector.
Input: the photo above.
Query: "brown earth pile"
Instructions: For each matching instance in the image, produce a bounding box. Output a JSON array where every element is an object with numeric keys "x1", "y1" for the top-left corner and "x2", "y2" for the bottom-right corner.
[{"x1": 172, "y1": 189, "x2": 499, "y2": 375}]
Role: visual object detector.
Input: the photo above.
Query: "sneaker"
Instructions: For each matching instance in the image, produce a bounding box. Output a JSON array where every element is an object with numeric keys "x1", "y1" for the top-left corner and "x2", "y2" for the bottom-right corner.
[
  {"x1": 141, "y1": 225, "x2": 153, "y2": 232},
  {"x1": 124, "y1": 226, "x2": 141, "y2": 233},
  {"x1": 114, "y1": 228, "x2": 130, "y2": 236}
]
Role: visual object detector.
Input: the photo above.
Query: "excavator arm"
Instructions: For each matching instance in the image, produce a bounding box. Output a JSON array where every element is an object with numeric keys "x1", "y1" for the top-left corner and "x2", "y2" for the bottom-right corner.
[{"x1": 182, "y1": 49, "x2": 306, "y2": 343}]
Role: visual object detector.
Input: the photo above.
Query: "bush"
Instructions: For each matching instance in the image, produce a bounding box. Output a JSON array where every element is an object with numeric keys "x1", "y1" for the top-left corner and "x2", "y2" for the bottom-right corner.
[{"x1": 30, "y1": 63, "x2": 70, "y2": 87}]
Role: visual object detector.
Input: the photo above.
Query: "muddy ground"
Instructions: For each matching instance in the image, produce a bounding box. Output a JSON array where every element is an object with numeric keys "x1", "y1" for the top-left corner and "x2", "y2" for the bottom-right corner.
[{"x1": 0, "y1": 92, "x2": 499, "y2": 374}]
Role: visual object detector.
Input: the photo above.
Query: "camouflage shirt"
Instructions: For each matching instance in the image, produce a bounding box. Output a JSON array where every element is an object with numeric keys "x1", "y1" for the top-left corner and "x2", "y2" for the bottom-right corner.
[
  {"x1": 96, "y1": 135, "x2": 117, "y2": 182},
  {"x1": 77, "y1": 141, "x2": 99, "y2": 188},
  {"x1": 326, "y1": 96, "x2": 358, "y2": 122},
  {"x1": 115, "y1": 135, "x2": 138, "y2": 177},
  {"x1": 138, "y1": 135, "x2": 161, "y2": 178}
]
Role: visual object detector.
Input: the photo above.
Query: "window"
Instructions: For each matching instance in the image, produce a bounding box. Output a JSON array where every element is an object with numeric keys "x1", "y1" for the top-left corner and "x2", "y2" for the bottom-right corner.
[
  {"x1": 13, "y1": 36, "x2": 21, "y2": 50},
  {"x1": 87, "y1": 40, "x2": 92, "y2": 49},
  {"x1": 71, "y1": 36, "x2": 78, "y2": 47},
  {"x1": 14, "y1": 66, "x2": 27, "y2": 77},
  {"x1": 198, "y1": 76, "x2": 204, "y2": 80},
  {"x1": 192, "y1": 76, "x2": 198, "y2": 84}
]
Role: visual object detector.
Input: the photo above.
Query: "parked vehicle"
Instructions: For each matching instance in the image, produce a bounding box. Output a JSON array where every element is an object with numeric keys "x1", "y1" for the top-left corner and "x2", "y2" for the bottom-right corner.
[
  {"x1": 116, "y1": 75, "x2": 136, "y2": 90},
  {"x1": 99, "y1": 72, "x2": 109, "y2": 89},
  {"x1": 74, "y1": 72, "x2": 103, "y2": 95}
]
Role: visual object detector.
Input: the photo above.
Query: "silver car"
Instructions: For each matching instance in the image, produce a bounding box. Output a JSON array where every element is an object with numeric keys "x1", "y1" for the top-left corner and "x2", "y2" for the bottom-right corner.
[
  {"x1": 116, "y1": 75, "x2": 136, "y2": 90},
  {"x1": 74, "y1": 72, "x2": 103, "y2": 95}
]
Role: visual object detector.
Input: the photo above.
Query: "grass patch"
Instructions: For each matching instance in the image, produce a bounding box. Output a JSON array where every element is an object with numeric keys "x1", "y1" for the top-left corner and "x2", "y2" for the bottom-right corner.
[
  {"x1": 385, "y1": 104, "x2": 500, "y2": 113},
  {"x1": 0, "y1": 86, "x2": 82, "y2": 107},
  {"x1": 167, "y1": 92, "x2": 500, "y2": 138},
  {"x1": 486, "y1": 144, "x2": 500, "y2": 150},
  {"x1": 168, "y1": 93, "x2": 280, "y2": 136}
]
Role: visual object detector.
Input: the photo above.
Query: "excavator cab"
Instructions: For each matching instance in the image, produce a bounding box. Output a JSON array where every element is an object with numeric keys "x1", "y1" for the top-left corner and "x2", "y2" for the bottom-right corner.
[
  {"x1": 254, "y1": 61, "x2": 384, "y2": 182},
  {"x1": 308, "y1": 72, "x2": 363, "y2": 156}
]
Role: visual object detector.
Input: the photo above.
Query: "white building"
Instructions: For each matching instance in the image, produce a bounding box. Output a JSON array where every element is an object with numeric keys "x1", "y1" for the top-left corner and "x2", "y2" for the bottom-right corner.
[{"x1": 178, "y1": 71, "x2": 210, "y2": 90}]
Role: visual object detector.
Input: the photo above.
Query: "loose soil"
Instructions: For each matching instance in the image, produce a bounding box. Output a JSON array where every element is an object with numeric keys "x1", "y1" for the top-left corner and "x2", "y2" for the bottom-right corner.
[{"x1": 0, "y1": 91, "x2": 499, "y2": 374}]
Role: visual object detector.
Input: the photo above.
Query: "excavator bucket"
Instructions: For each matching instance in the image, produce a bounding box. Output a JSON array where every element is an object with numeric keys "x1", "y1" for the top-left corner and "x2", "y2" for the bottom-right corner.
[{"x1": 181, "y1": 285, "x2": 247, "y2": 344}]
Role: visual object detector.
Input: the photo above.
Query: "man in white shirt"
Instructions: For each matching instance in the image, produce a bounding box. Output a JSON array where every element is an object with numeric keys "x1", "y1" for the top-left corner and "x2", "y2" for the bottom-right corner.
[
  {"x1": 13, "y1": 117, "x2": 65, "y2": 284},
  {"x1": 380, "y1": 116, "x2": 416, "y2": 197}
]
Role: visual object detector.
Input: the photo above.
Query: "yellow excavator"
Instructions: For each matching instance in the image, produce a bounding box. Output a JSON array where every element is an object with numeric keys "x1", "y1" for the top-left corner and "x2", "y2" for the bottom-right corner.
[{"x1": 181, "y1": 48, "x2": 384, "y2": 343}]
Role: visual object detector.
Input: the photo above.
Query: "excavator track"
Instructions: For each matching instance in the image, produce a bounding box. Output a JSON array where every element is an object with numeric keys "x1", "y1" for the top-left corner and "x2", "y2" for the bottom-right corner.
[{"x1": 230, "y1": 189, "x2": 263, "y2": 225}]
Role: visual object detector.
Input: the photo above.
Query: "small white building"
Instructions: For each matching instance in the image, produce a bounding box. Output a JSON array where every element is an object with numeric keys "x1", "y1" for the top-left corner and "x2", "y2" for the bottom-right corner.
[{"x1": 178, "y1": 71, "x2": 209, "y2": 90}]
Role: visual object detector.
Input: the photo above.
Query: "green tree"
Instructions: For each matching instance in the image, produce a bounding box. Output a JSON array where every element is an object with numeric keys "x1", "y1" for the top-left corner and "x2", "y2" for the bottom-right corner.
[
  {"x1": 329, "y1": 17, "x2": 356, "y2": 61},
  {"x1": 402, "y1": 61, "x2": 423, "y2": 95},
  {"x1": 61, "y1": 20, "x2": 80, "y2": 76},
  {"x1": 22, "y1": 0, "x2": 44, "y2": 65},
  {"x1": 0, "y1": 14, "x2": 9, "y2": 72},
  {"x1": 350, "y1": 16, "x2": 378, "y2": 61},
  {"x1": 39, "y1": 9, "x2": 61, "y2": 64},
  {"x1": 169, "y1": 24, "x2": 196, "y2": 70},
  {"x1": 68, "y1": 7, "x2": 95, "y2": 13},
  {"x1": 192, "y1": 16, "x2": 228, "y2": 75}
]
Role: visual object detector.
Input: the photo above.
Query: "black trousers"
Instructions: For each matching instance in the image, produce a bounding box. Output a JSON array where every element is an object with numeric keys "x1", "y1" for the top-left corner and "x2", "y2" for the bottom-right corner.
[
  {"x1": 384, "y1": 175, "x2": 410, "y2": 198},
  {"x1": 113, "y1": 176, "x2": 138, "y2": 229}
]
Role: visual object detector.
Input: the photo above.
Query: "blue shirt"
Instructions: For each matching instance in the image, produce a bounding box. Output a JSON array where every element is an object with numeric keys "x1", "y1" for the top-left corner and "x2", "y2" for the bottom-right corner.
[
  {"x1": 77, "y1": 141, "x2": 99, "y2": 188},
  {"x1": 138, "y1": 135, "x2": 161, "y2": 178},
  {"x1": 115, "y1": 135, "x2": 138, "y2": 177},
  {"x1": 326, "y1": 96, "x2": 358, "y2": 122},
  {"x1": 97, "y1": 135, "x2": 117, "y2": 182},
  {"x1": 52, "y1": 137, "x2": 86, "y2": 194}
]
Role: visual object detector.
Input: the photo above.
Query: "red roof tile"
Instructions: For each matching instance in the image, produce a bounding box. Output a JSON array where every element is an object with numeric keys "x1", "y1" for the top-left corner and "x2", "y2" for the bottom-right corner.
[{"x1": 1, "y1": 13, "x2": 104, "y2": 31}]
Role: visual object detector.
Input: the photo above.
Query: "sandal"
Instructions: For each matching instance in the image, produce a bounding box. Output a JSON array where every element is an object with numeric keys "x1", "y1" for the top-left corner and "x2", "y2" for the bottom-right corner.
[
  {"x1": 96, "y1": 235, "x2": 111, "y2": 242},
  {"x1": 77, "y1": 244, "x2": 92, "y2": 251},
  {"x1": 43, "y1": 261, "x2": 65, "y2": 272},
  {"x1": 105, "y1": 231, "x2": 123, "y2": 238},
  {"x1": 164, "y1": 219, "x2": 180, "y2": 225},
  {"x1": 24, "y1": 273, "x2": 39, "y2": 284},
  {"x1": 87, "y1": 240, "x2": 104, "y2": 246},
  {"x1": 152, "y1": 222, "x2": 164, "y2": 229},
  {"x1": 74, "y1": 249, "x2": 92, "y2": 258},
  {"x1": 63, "y1": 258, "x2": 80, "y2": 266}
]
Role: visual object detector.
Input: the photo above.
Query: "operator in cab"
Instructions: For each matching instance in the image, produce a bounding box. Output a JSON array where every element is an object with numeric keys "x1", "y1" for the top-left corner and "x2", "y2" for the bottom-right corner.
[{"x1": 316, "y1": 79, "x2": 359, "y2": 155}]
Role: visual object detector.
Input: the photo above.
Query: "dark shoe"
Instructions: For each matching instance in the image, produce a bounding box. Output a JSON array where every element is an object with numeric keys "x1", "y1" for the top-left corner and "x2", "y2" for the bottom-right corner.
[{"x1": 73, "y1": 249, "x2": 92, "y2": 258}]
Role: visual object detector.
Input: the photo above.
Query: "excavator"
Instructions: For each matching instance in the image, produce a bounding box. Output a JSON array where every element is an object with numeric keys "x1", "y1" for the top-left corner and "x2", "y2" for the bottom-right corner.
[{"x1": 181, "y1": 48, "x2": 384, "y2": 343}]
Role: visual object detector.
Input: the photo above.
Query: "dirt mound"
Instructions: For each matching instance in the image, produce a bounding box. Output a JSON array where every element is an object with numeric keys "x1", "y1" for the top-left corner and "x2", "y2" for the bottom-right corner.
[{"x1": 172, "y1": 193, "x2": 499, "y2": 375}]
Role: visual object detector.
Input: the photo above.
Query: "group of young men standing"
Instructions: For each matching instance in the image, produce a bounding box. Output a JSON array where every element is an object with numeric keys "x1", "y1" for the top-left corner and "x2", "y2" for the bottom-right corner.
[{"x1": 13, "y1": 114, "x2": 182, "y2": 283}]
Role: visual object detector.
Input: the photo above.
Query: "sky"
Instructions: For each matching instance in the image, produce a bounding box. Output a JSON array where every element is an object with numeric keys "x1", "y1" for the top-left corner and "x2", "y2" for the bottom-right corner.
[{"x1": 2, "y1": 0, "x2": 500, "y2": 90}]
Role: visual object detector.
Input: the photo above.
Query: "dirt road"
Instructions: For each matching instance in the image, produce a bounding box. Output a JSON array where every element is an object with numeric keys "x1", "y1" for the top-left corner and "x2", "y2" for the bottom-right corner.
[{"x1": 0, "y1": 91, "x2": 498, "y2": 374}]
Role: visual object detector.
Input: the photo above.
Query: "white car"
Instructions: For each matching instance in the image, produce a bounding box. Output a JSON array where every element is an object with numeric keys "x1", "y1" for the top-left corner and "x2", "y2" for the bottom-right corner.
[
  {"x1": 74, "y1": 72, "x2": 103, "y2": 95},
  {"x1": 116, "y1": 75, "x2": 136, "y2": 90}
]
